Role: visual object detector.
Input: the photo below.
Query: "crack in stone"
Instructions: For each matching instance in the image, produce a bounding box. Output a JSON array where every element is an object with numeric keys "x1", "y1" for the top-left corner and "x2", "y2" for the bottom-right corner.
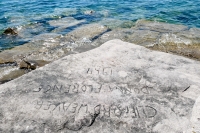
[{"x1": 57, "y1": 111, "x2": 100, "y2": 131}]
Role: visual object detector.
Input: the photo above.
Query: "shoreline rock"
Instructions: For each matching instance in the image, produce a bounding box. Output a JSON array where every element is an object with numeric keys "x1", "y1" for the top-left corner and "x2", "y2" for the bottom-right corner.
[
  {"x1": 0, "y1": 19, "x2": 200, "y2": 84},
  {"x1": 0, "y1": 39, "x2": 200, "y2": 132},
  {"x1": 3, "y1": 27, "x2": 17, "y2": 35}
]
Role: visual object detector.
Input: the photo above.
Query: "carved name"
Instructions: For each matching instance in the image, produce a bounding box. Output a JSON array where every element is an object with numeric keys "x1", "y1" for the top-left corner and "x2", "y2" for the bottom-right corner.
[
  {"x1": 32, "y1": 100, "x2": 157, "y2": 119},
  {"x1": 33, "y1": 83, "x2": 152, "y2": 95}
]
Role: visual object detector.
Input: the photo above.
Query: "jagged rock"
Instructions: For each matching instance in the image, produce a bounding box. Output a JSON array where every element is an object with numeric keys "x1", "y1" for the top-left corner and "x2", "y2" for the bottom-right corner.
[
  {"x1": 94, "y1": 20, "x2": 200, "y2": 60},
  {"x1": 0, "y1": 39, "x2": 200, "y2": 132},
  {"x1": 0, "y1": 22, "x2": 109, "y2": 83},
  {"x1": 3, "y1": 27, "x2": 17, "y2": 35},
  {"x1": 19, "y1": 60, "x2": 50, "y2": 70}
]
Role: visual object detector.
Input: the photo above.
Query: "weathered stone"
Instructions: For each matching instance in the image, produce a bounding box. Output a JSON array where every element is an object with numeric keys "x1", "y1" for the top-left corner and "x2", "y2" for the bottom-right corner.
[
  {"x1": 0, "y1": 39, "x2": 200, "y2": 132},
  {"x1": 93, "y1": 20, "x2": 200, "y2": 60},
  {"x1": 0, "y1": 19, "x2": 200, "y2": 90},
  {"x1": 0, "y1": 68, "x2": 26, "y2": 84},
  {"x1": 20, "y1": 60, "x2": 50, "y2": 70}
]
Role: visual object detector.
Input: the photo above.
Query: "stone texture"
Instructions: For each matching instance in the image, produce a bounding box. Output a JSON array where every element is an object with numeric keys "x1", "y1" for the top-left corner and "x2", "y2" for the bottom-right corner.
[
  {"x1": 0, "y1": 39, "x2": 200, "y2": 133},
  {"x1": 1, "y1": 18, "x2": 200, "y2": 84},
  {"x1": 0, "y1": 22, "x2": 109, "y2": 84},
  {"x1": 95, "y1": 19, "x2": 200, "y2": 60}
]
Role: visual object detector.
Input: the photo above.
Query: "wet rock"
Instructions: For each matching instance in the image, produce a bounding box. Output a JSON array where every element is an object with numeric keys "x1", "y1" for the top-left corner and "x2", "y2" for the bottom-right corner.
[
  {"x1": 3, "y1": 27, "x2": 17, "y2": 35},
  {"x1": 84, "y1": 10, "x2": 95, "y2": 15},
  {"x1": 60, "y1": 23, "x2": 109, "y2": 51},
  {"x1": 94, "y1": 20, "x2": 200, "y2": 60},
  {"x1": 0, "y1": 40, "x2": 200, "y2": 132},
  {"x1": 49, "y1": 17, "x2": 86, "y2": 33},
  {"x1": 0, "y1": 68, "x2": 26, "y2": 84},
  {"x1": 1, "y1": 19, "x2": 199, "y2": 87},
  {"x1": 99, "y1": 18, "x2": 133, "y2": 29},
  {"x1": 134, "y1": 19, "x2": 188, "y2": 33},
  {"x1": 20, "y1": 60, "x2": 50, "y2": 70},
  {"x1": 20, "y1": 60, "x2": 37, "y2": 70}
]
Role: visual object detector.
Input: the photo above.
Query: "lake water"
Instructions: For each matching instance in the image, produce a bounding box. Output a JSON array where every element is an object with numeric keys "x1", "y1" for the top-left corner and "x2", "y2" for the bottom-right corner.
[{"x1": 0, "y1": 0, "x2": 200, "y2": 50}]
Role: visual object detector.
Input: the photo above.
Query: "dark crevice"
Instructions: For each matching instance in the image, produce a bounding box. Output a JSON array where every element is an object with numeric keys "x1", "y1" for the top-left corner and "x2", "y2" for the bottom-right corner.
[{"x1": 183, "y1": 86, "x2": 190, "y2": 92}]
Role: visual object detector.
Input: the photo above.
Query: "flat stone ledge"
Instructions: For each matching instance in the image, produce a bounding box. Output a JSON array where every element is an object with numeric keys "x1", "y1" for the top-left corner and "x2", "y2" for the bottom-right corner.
[{"x1": 0, "y1": 39, "x2": 200, "y2": 133}]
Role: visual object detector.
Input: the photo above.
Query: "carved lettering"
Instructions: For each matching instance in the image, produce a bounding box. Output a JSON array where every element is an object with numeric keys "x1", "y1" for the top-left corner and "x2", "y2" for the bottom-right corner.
[
  {"x1": 69, "y1": 103, "x2": 78, "y2": 113},
  {"x1": 87, "y1": 68, "x2": 93, "y2": 74},
  {"x1": 141, "y1": 86, "x2": 151, "y2": 94},
  {"x1": 64, "y1": 85, "x2": 70, "y2": 94},
  {"x1": 44, "y1": 85, "x2": 52, "y2": 93},
  {"x1": 71, "y1": 84, "x2": 79, "y2": 93},
  {"x1": 43, "y1": 101, "x2": 53, "y2": 110},
  {"x1": 63, "y1": 103, "x2": 71, "y2": 111},
  {"x1": 145, "y1": 106, "x2": 157, "y2": 118},
  {"x1": 111, "y1": 105, "x2": 122, "y2": 117},
  {"x1": 33, "y1": 85, "x2": 43, "y2": 92},
  {"x1": 103, "y1": 67, "x2": 112, "y2": 75},
  {"x1": 131, "y1": 106, "x2": 138, "y2": 118},
  {"x1": 81, "y1": 85, "x2": 87, "y2": 92},
  {"x1": 86, "y1": 67, "x2": 113, "y2": 75},
  {"x1": 34, "y1": 100, "x2": 43, "y2": 109},
  {"x1": 95, "y1": 67, "x2": 100, "y2": 74},
  {"x1": 33, "y1": 101, "x2": 157, "y2": 119},
  {"x1": 94, "y1": 84, "x2": 102, "y2": 93},
  {"x1": 101, "y1": 105, "x2": 110, "y2": 117},
  {"x1": 53, "y1": 85, "x2": 62, "y2": 93},
  {"x1": 34, "y1": 83, "x2": 154, "y2": 95},
  {"x1": 94, "y1": 105, "x2": 101, "y2": 114},
  {"x1": 78, "y1": 104, "x2": 88, "y2": 113}
]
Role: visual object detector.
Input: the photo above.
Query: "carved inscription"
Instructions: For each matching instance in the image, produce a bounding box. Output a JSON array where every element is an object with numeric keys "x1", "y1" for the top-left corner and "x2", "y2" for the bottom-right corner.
[
  {"x1": 33, "y1": 83, "x2": 102, "y2": 94},
  {"x1": 86, "y1": 67, "x2": 112, "y2": 75},
  {"x1": 33, "y1": 83, "x2": 153, "y2": 95},
  {"x1": 33, "y1": 101, "x2": 157, "y2": 119}
]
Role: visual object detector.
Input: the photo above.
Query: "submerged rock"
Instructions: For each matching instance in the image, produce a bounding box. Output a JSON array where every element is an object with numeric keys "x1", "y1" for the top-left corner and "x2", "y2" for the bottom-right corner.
[
  {"x1": 0, "y1": 22, "x2": 109, "y2": 84},
  {"x1": 94, "y1": 19, "x2": 200, "y2": 60},
  {"x1": 0, "y1": 40, "x2": 200, "y2": 132},
  {"x1": 0, "y1": 18, "x2": 200, "y2": 85},
  {"x1": 3, "y1": 27, "x2": 17, "y2": 35}
]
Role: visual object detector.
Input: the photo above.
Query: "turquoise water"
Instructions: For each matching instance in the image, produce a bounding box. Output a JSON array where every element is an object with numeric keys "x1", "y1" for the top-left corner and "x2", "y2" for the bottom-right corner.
[{"x1": 0, "y1": 0, "x2": 200, "y2": 50}]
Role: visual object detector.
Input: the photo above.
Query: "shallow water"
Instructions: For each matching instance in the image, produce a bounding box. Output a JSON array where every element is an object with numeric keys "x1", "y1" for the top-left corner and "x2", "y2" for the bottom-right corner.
[
  {"x1": 0, "y1": 0, "x2": 200, "y2": 50},
  {"x1": 0, "y1": 0, "x2": 200, "y2": 84}
]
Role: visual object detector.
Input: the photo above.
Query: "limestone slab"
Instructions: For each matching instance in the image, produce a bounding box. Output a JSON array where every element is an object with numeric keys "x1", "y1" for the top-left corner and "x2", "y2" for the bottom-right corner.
[{"x1": 0, "y1": 39, "x2": 200, "y2": 133}]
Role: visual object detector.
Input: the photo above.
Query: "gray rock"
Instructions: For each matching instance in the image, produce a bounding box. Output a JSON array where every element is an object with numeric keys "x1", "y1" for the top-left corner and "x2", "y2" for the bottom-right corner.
[{"x1": 0, "y1": 39, "x2": 200, "y2": 133}]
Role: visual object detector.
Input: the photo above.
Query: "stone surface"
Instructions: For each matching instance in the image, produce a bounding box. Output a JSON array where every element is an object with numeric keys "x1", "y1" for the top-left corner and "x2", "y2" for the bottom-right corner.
[
  {"x1": 1, "y1": 19, "x2": 200, "y2": 84},
  {"x1": 0, "y1": 23, "x2": 109, "y2": 84},
  {"x1": 0, "y1": 39, "x2": 200, "y2": 133},
  {"x1": 95, "y1": 19, "x2": 200, "y2": 60}
]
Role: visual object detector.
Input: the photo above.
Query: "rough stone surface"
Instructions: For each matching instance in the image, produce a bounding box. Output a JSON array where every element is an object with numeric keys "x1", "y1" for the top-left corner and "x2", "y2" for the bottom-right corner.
[
  {"x1": 0, "y1": 39, "x2": 200, "y2": 133},
  {"x1": 95, "y1": 19, "x2": 200, "y2": 60},
  {"x1": 0, "y1": 23, "x2": 109, "y2": 84},
  {"x1": 1, "y1": 19, "x2": 200, "y2": 84}
]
